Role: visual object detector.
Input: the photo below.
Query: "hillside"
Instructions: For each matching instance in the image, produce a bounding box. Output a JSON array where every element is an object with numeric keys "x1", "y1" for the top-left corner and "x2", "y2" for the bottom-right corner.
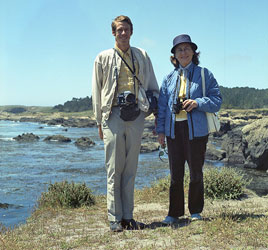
[
  {"x1": 1, "y1": 86, "x2": 268, "y2": 113},
  {"x1": 220, "y1": 86, "x2": 268, "y2": 109}
]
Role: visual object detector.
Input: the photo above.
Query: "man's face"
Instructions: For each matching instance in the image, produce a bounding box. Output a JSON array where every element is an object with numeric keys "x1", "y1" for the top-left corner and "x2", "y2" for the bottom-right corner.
[{"x1": 113, "y1": 21, "x2": 132, "y2": 48}]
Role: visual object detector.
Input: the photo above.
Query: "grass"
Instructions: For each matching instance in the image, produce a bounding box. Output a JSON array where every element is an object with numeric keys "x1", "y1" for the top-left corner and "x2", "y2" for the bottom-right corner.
[
  {"x1": 0, "y1": 105, "x2": 54, "y2": 113},
  {"x1": 1, "y1": 175, "x2": 268, "y2": 250},
  {"x1": 0, "y1": 105, "x2": 94, "y2": 121}
]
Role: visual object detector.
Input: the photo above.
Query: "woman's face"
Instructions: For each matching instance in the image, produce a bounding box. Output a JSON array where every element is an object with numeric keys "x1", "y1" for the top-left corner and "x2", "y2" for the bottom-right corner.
[{"x1": 174, "y1": 43, "x2": 194, "y2": 67}]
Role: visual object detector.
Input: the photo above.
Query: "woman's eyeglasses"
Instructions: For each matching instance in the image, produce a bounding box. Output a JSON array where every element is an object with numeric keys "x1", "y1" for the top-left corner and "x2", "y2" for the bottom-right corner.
[{"x1": 176, "y1": 47, "x2": 192, "y2": 54}]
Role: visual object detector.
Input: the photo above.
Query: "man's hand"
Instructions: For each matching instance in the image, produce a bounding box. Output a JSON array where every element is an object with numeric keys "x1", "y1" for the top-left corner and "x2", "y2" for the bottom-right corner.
[
  {"x1": 152, "y1": 115, "x2": 157, "y2": 135},
  {"x1": 98, "y1": 125, "x2": 103, "y2": 140}
]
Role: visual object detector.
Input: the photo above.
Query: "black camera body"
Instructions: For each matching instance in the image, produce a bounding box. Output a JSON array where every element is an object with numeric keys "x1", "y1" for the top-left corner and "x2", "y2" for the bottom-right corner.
[
  {"x1": 117, "y1": 91, "x2": 136, "y2": 106},
  {"x1": 173, "y1": 97, "x2": 187, "y2": 114},
  {"x1": 117, "y1": 91, "x2": 140, "y2": 121},
  {"x1": 146, "y1": 90, "x2": 158, "y2": 114}
]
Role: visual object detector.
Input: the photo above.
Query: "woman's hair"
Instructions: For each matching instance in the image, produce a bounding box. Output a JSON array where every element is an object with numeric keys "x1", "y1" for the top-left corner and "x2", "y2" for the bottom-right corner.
[
  {"x1": 111, "y1": 15, "x2": 133, "y2": 34},
  {"x1": 170, "y1": 44, "x2": 200, "y2": 68}
]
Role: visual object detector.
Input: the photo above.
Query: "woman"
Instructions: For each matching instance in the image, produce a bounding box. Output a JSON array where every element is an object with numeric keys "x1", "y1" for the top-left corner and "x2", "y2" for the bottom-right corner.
[{"x1": 156, "y1": 34, "x2": 222, "y2": 224}]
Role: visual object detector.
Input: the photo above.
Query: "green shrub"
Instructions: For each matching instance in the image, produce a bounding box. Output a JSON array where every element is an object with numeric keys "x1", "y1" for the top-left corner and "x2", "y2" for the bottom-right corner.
[
  {"x1": 150, "y1": 172, "x2": 191, "y2": 195},
  {"x1": 151, "y1": 175, "x2": 170, "y2": 194},
  {"x1": 37, "y1": 181, "x2": 95, "y2": 208},
  {"x1": 204, "y1": 167, "x2": 250, "y2": 200},
  {"x1": 151, "y1": 167, "x2": 249, "y2": 201}
]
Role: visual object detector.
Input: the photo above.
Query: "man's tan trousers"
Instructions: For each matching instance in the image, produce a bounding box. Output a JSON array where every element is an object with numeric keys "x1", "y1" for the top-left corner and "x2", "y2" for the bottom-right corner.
[{"x1": 102, "y1": 107, "x2": 145, "y2": 222}]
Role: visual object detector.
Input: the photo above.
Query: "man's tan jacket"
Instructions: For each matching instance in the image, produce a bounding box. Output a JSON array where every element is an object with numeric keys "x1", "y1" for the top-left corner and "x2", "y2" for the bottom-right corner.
[{"x1": 92, "y1": 47, "x2": 159, "y2": 125}]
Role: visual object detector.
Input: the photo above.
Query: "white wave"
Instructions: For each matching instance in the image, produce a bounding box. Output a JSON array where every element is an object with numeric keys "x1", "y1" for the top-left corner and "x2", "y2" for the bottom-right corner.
[
  {"x1": 0, "y1": 137, "x2": 15, "y2": 141},
  {"x1": 0, "y1": 121, "x2": 20, "y2": 127}
]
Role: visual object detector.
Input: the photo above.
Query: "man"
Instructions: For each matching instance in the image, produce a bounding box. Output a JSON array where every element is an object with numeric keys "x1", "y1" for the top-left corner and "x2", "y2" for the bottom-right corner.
[{"x1": 92, "y1": 15, "x2": 159, "y2": 232}]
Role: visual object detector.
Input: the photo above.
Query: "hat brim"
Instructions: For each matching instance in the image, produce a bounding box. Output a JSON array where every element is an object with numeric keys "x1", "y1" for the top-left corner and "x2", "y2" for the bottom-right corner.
[{"x1": 171, "y1": 42, "x2": 198, "y2": 53}]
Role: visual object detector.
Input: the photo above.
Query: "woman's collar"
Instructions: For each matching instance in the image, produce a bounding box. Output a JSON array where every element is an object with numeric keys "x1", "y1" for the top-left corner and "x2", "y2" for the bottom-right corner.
[{"x1": 179, "y1": 62, "x2": 192, "y2": 70}]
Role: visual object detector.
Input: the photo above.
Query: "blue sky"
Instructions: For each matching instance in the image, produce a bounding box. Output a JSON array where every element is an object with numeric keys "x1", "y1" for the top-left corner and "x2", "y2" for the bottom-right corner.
[{"x1": 1, "y1": 0, "x2": 268, "y2": 106}]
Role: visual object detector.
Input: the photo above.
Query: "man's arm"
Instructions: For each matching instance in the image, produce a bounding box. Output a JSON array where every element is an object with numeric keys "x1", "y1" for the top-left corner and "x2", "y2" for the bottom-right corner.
[
  {"x1": 92, "y1": 56, "x2": 103, "y2": 126},
  {"x1": 145, "y1": 53, "x2": 159, "y2": 97}
]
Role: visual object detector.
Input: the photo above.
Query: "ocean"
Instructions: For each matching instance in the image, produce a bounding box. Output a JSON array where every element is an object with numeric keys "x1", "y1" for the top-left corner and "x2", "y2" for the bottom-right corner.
[{"x1": 0, "y1": 120, "x2": 169, "y2": 228}]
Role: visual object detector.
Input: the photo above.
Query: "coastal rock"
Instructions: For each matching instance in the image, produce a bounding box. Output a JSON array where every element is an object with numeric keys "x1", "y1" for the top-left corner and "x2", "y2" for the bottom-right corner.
[
  {"x1": 209, "y1": 119, "x2": 231, "y2": 138},
  {"x1": 219, "y1": 111, "x2": 229, "y2": 118},
  {"x1": 206, "y1": 142, "x2": 226, "y2": 161},
  {"x1": 75, "y1": 137, "x2": 95, "y2": 148},
  {"x1": 67, "y1": 118, "x2": 96, "y2": 128},
  {"x1": 47, "y1": 118, "x2": 96, "y2": 128},
  {"x1": 5, "y1": 107, "x2": 26, "y2": 114},
  {"x1": 221, "y1": 128, "x2": 246, "y2": 164},
  {"x1": 19, "y1": 117, "x2": 41, "y2": 123},
  {"x1": 220, "y1": 118, "x2": 268, "y2": 171},
  {"x1": 141, "y1": 117, "x2": 159, "y2": 153},
  {"x1": 44, "y1": 135, "x2": 71, "y2": 143},
  {"x1": 218, "y1": 110, "x2": 264, "y2": 131},
  {"x1": 142, "y1": 130, "x2": 157, "y2": 143},
  {"x1": 232, "y1": 114, "x2": 262, "y2": 121},
  {"x1": 242, "y1": 118, "x2": 268, "y2": 171},
  {"x1": 140, "y1": 142, "x2": 159, "y2": 153},
  {"x1": 141, "y1": 128, "x2": 159, "y2": 153},
  {"x1": 0, "y1": 203, "x2": 9, "y2": 209},
  {"x1": 13, "y1": 133, "x2": 40, "y2": 142},
  {"x1": 219, "y1": 116, "x2": 247, "y2": 130},
  {"x1": 144, "y1": 118, "x2": 156, "y2": 131},
  {"x1": 218, "y1": 119, "x2": 232, "y2": 136},
  {"x1": 47, "y1": 118, "x2": 65, "y2": 126}
]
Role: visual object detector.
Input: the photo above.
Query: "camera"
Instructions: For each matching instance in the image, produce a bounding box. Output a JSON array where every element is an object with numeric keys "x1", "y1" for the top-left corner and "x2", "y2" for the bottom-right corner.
[
  {"x1": 117, "y1": 91, "x2": 136, "y2": 106},
  {"x1": 117, "y1": 91, "x2": 140, "y2": 121},
  {"x1": 146, "y1": 90, "x2": 158, "y2": 113},
  {"x1": 173, "y1": 97, "x2": 187, "y2": 114}
]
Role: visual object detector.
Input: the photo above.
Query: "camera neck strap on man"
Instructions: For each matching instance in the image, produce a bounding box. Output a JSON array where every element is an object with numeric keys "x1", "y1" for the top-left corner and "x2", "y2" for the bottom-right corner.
[
  {"x1": 114, "y1": 48, "x2": 143, "y2": 102},
  {"x1": 114, "y1": 48, "x2": 136, "y2": 77},
  {"x1": 113, "y1": 49, "x2": 141, "y2": 121}
]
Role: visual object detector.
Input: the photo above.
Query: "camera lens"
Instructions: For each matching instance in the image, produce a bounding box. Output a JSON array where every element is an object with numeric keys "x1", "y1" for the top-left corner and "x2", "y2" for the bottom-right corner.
[{"x1": 125, "y1": 93, "x2": 135, "y2": 103}]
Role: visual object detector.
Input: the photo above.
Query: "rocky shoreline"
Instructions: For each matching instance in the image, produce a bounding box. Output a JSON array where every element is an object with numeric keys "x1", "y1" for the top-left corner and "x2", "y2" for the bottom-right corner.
[
  {"x1": 207, "y1": 109, "x2": 268, "y2": 172},
  {"x1": 1, "y1": 108, "x2": 268, "y2": 197},
  {"x1": 1, "y1": 108, "x2": 268, "y2": 171}
]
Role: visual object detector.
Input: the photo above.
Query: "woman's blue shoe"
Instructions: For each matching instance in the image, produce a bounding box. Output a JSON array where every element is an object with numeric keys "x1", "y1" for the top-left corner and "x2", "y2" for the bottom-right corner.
[
  {"x1": 162, "y1": 216, "x2": 179, "y2": 225},
  {"x1": 191, "y1": 213, "x2": 202, "y2": 221}
]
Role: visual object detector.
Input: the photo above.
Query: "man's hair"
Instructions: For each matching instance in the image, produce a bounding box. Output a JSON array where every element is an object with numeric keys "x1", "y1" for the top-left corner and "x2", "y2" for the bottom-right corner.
[
  {"x1": 111, "y1": 15, "x2": 133, "y2": 34},
  {"x1": 170, "y1": 45, "x2": 200, "y2": 68}
]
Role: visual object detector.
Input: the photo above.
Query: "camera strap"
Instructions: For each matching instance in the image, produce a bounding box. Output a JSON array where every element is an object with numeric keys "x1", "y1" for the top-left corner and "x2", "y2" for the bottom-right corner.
[
  {"x1": 172, "y1": 70, "x2": 180, "y2": 105},
  {"x1": 114, "y1": 48, "x2": 141, "y2": 83},
  {"x1": 172, "y1": 68, "x2": 194, "y2": 105},
  {"x1": 114, "y1": 48, "x2": 143, "y2": 103}
]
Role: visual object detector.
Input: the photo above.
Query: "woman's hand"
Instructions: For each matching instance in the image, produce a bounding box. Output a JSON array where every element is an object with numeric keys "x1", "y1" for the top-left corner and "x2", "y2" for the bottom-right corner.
[
  {"x1": 158, "y1": 133, "x2": 166, "y2": 147},
  {"x1": 183, "y1": 99, "x2": 198, "y2": 112}
]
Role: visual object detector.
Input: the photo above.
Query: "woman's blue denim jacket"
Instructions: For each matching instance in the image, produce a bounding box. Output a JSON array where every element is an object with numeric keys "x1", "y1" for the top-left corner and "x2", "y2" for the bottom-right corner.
[{"x1": 156, "y1": 63, "x2": 222, "y2": 140}]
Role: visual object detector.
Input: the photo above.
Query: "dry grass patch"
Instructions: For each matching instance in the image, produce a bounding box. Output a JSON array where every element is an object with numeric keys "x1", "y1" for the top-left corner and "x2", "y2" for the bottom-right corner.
[{"x1": 1, "y1": 180, "x2": 268, "y2": 249}]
